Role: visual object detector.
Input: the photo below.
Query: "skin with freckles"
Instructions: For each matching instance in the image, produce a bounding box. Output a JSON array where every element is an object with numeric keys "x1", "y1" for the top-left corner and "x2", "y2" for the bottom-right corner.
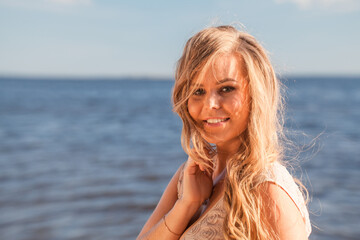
[{"x1": 188, "y1": 54, "x2": 250, "y2": 156}]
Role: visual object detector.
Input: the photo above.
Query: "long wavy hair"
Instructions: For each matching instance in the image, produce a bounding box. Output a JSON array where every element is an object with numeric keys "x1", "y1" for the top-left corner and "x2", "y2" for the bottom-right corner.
[{"x1": 172, "y1": 25, "x2": 288, "y2": 239}]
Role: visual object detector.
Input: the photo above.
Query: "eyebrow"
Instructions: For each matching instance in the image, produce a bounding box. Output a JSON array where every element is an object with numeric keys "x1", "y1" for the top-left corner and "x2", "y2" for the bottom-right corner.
[
  {"x1": 217, "y1": 78, "x2": 237, "y2": 84},
  {"x1": 191, "y1": 78, "x2": 237, "y2": 87}
]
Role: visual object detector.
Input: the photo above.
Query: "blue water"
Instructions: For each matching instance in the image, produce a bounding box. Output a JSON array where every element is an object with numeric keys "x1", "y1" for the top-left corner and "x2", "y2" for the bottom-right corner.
[{"x1": 0, "y1": 76, "x2": 359, "y2": 240}]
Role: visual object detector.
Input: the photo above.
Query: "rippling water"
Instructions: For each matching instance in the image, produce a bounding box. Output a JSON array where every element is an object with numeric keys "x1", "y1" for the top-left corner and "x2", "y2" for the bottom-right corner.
[{"x1": 0, "y1": 76, "x2": 359, "y2": 240}]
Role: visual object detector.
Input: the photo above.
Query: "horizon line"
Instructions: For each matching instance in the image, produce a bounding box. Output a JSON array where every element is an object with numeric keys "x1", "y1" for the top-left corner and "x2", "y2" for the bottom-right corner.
[{"x1": 1, "y1": 73, "x2": 360, "y2": 81}]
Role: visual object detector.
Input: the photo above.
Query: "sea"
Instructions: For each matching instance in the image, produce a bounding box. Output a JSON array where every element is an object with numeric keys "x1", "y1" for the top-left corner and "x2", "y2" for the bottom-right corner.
[{"x1": 0, "y1": 76, "x2": 359, "y2": 240}]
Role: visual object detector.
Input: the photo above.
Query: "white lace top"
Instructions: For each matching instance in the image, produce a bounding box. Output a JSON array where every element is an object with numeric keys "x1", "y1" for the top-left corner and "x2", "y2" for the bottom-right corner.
[{"x1": 177, "y1": 161, "x2": 311, "y2": 239}]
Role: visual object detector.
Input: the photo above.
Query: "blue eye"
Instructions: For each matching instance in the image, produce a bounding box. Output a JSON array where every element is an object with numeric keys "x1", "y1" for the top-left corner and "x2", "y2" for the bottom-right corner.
[
  {"x1": 194, "y1": 88, "x2": 205, "y2": 96},
  {"x1": 221, "y1": 86, "x2": 235, "y2": 93}
]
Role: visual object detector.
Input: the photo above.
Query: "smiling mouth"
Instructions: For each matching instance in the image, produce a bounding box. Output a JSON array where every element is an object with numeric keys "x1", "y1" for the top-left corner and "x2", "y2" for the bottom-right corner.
[{"x1": 204, "y1": 118, "x2": 230, "y2": 124}]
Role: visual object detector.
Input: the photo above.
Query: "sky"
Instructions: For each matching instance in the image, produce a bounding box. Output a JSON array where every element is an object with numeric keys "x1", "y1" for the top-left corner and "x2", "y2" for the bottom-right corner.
[{"x1": 0, "y1": 0, "x2": 359, "y2": 78}]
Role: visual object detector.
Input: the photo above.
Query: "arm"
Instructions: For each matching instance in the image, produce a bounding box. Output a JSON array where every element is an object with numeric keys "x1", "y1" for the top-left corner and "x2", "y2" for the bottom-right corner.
[
  {"x1": 137, "y1": 158, "x2": 212, "y2": 240},
  {"x1": 262, "y1": 182, "x2": 309, "y2": 240}
]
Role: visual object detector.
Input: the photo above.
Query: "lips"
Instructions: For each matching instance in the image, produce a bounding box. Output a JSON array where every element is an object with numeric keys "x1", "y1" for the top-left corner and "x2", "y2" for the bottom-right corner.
[{"x1": 203, "y1": 118, "x2": 230, "y2": 125}]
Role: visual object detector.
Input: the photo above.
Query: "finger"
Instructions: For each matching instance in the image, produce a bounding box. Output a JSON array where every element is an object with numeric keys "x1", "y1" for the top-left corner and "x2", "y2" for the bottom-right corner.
[
  {"x1": 188, "y1": 156, "x2": 204, "y2": 171},
  {"x1": 198, "y1": 164, "x2": 205, "y2": 172},
  {"x1": 185, "y1": 157, "x2": 202, "y2": 175},
  {"x1": 186, "y1": 156, "x2": 197, "y2": 168},
  {"x1": 204, "y1": 170, "x2": 212, "y2": 179},
  {"x1": 205, "y1": 168, "x2": 212, "y2": 176}
]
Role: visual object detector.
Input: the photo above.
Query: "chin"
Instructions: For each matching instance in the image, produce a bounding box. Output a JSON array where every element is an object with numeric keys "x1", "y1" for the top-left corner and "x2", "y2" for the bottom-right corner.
[{"x1": 202, "y1": 134, "x2": 228, "y2": 145}]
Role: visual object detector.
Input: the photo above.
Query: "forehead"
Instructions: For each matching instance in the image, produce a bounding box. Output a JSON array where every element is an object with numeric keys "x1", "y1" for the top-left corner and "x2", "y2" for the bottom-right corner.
[{"x1": 192, "y1": 53, "x2": 245, "y2": 85}]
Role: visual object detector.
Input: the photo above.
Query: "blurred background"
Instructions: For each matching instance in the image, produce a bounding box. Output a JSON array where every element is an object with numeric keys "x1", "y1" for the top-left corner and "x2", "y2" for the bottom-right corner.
[{"x1": 0, "y1": 1, "x2": 359, "y2": 240}]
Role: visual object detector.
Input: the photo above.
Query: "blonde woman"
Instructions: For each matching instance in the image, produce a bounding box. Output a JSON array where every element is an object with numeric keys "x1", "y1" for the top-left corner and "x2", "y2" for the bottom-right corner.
[{"x1": 137, "y1": 25, "x2": 311, "y2": 240}]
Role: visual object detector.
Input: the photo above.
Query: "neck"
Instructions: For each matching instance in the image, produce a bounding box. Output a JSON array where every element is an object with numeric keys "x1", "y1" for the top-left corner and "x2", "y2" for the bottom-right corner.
[
  {"x1": 214, "y1": 138, "x2": 240, "y2": 176},
  {"x1": 217, "y1": 139, "x2": 240, "y2": 160}
]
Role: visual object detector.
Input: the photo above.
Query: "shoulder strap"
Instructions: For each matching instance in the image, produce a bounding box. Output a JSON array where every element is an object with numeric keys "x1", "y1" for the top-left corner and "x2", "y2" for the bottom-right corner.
[{"x1": 177, "y1": 162, "x2": 186, "y2": 199}]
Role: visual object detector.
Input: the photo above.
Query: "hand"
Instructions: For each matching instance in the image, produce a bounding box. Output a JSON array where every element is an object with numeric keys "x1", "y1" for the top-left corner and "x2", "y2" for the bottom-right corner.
[{"x1": 180, "y1": 156, "x2": 213, "y2": 209}]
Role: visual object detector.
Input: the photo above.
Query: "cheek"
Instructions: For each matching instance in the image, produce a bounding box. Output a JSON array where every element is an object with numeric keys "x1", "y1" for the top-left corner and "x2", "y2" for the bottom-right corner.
[
  {"x1": 187, "y1": 98, "x2": 201, "y2": 120},
  {"x1": 231, "y1": 87, "x2": 250, "y2": 118},
  {"x1": 227, "y1": 95, "x2": 246, "y2": 117},
  {"x1": 231, "y1": 99, "x2": 243, "y2": 116}
]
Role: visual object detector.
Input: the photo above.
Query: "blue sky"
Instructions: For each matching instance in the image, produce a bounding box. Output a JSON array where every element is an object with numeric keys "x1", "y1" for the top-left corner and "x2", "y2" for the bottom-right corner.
[{"x1": 0, "y1": 0, "x2": 359, "y2": 78}]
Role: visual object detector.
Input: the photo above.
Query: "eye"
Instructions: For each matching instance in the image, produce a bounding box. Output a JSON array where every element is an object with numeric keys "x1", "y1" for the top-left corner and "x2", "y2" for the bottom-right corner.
[
  {"x1": 220, "y1": 86, "x2": 235, "y2": 93},
  {"x1": 194, "y1": 88, "x2": 205, "y2": 96}
]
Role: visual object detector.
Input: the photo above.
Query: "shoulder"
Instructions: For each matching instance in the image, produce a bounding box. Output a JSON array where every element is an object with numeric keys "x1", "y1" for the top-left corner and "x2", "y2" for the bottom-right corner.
[
  {"x1": 260, "y1": 161, "x2": 311, "y2": 239},
  {"x1": 260, "y1": 182, "x2": 308, "y2": 239}
]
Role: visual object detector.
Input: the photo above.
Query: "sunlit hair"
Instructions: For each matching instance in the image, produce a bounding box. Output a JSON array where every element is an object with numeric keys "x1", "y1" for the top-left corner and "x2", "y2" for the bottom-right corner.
[{"x1": 172, "y1": 25, "x2": 293, "y2": 239}]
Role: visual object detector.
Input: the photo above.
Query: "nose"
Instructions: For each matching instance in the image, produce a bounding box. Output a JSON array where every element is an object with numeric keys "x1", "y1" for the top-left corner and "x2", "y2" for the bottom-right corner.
[{"x1": 206, "y1": 91, "x2": 221, "y2": 109}]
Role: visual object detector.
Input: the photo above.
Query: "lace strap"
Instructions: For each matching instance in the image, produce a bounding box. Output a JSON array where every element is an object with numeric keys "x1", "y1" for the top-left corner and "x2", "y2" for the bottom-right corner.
[{"x1": 177, "y1": 162, "x2": 186, "y2": 199}]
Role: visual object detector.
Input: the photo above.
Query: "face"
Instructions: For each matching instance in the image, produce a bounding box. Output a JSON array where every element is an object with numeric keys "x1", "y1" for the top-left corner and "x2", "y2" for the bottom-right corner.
[{"x1": 187, "y1": 54, "x2": 250, "y2": 151}]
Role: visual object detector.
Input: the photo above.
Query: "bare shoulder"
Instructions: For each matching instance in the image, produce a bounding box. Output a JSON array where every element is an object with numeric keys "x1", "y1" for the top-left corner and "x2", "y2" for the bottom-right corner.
[
  {"x1": 261, "y1": 182, "x2": 308, "y2": 240},
  {"x1": 137, "y1": 161, "x2": 186, "y2": 236}
]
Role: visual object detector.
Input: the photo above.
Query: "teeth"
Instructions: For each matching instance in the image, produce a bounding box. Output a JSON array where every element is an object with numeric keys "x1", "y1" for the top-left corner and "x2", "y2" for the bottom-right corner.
[{"x1": 206, "y1": 118, "x2": 227, "y2": 124}]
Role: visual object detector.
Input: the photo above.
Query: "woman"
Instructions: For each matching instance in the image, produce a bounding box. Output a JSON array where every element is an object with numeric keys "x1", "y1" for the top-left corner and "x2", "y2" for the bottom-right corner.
[{"x1": 137, "y1": 25, "x2": 311, "y2": 240}]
